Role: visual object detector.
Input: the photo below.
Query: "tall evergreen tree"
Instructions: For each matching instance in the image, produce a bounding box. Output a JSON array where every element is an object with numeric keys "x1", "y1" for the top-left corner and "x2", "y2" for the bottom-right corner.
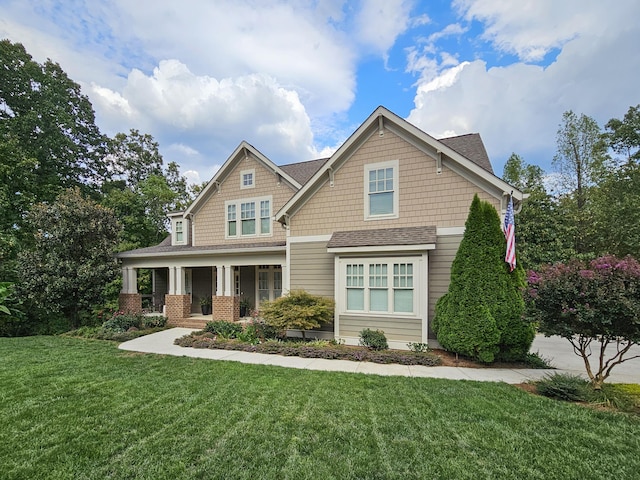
[{"x1": 433, "y1": 195, "x2": 535, "y2": 362}]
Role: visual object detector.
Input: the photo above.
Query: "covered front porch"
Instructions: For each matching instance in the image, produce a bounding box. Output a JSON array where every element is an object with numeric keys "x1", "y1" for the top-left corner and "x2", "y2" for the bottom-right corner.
[{"x1": 118, "y1": 248, "x2": 287, "y2": 328}]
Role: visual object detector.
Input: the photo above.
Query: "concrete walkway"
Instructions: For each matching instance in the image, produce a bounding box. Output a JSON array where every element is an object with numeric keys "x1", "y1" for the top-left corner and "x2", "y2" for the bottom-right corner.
[{"x1": 119, "y1": 328, "x2": 640, "y2": 384}]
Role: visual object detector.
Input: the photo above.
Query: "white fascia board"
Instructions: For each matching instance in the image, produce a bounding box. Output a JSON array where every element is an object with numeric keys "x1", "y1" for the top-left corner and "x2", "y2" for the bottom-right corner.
[
  {"x1": 275, "y1": 108, "x2": 386, "y2": 222},
  {"x1": 118, "y1": 245, "x2": 286, "y2": 260},
  {"x1": 383, "y1": 121, "x2": 525, "y2": 202},
  {"x1": 436, "y1": 226, "x2": 465, "y2": 236},
  {"x1": 288, "y1": 234, "x2": 333, "y2": 243},
  {"x1": 327, "y1": 244, "x2": 435, "y2": 254},
  {"x1": 186, "y1": 142, "x2": 301, "y2": 216}
]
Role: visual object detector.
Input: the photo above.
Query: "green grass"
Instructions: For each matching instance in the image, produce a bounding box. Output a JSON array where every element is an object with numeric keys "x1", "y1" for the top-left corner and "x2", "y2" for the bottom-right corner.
[{"x1": 1, "y1": 336, "x2": 639, "y2": 479}]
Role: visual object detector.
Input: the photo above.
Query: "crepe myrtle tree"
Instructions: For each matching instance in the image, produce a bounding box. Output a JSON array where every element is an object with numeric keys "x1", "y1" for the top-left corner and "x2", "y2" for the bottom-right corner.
[{"x1": 525, "y1": 255, "x2": 640, "y2": 389}]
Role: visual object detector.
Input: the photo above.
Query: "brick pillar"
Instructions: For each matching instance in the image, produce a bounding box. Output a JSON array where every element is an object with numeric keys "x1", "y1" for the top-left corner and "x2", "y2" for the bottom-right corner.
[
  {"x1": 165, "y1": 294, "x2": 192, "y2": 324},
  {"x1": 119, "y1": 293, "x2": 142, "y2": 313},
  {"x1": 212, "y1": 296, "x2": 239, "y2": 322}
]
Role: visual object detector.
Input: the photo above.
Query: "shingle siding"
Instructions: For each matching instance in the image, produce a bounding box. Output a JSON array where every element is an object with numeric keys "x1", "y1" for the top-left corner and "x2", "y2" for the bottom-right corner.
[
  {"x1": 194, "y1": 154, "x2": 296, "y2": 246},
  {"x1": 289, "y1": 130, "x2": 499, "y2": 237}
]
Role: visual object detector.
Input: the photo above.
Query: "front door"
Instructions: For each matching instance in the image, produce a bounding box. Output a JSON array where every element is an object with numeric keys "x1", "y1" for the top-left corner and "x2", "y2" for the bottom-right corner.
[{"x1": 256, "y1": 265, "x2": 282, "y2": 307}]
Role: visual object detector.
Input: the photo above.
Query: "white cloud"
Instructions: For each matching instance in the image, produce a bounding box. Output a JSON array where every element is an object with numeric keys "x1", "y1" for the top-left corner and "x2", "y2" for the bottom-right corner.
[
  {"x1": 408, "y1": 1, "x2": 640, "y2": 174},
  {"x1": 353, "y1": 0, "x2": 413, "y2": 60},
  {"x1": 453, "y1": 0, "x2": 632, "y2": 62}
]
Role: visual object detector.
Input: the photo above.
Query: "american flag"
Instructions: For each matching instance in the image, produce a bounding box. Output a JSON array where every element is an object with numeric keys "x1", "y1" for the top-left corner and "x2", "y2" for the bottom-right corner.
[{"x1": 504, "y1": 195, "x2": 516, "y2": 272}]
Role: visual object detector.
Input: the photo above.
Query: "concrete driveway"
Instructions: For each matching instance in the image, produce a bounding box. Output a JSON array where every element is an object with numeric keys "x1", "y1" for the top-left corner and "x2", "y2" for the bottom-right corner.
[{"x1": 531, "y1": 334, "x2": 640, "y2": 384}]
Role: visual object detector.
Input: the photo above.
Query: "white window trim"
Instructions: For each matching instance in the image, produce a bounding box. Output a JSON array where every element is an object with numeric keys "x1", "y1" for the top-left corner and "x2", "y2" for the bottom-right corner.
[
  {"x1": 240, "y1": 169, "x2": 255, "y2": 189},
  {"x1": 364, "y1": 159, "x2": 399, "y2": 220},
  {"x1": 225, "y1": 195, "x2": 273, "y2": 239},
  {"x1": 172, "y1": 218, "x2": 187, "y2": 245},
  {"x1": 336, "y1": 255, "x2": 421, "y2": 317}
]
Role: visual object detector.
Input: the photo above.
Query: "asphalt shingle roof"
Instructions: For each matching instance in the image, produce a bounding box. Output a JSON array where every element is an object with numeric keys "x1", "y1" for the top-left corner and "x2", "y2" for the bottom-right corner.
[
  {"x1": 438, "y1": 133, "x2": 493, "y2": 174},
  {"x1": 280, "y1": 157, "x2": 329, "y2": 185},
  {"x1": 116, "y1": 238, "x2": 285, "y2": 258},
  {"x1": 327, "y1": 226, "x2": 437, "y2": 248}
]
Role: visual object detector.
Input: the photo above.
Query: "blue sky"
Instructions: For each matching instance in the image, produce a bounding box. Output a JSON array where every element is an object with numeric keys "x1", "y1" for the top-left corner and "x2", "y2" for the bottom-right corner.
[{"x1": 1, "y1": 0, "x2": 639, "y2": 185}]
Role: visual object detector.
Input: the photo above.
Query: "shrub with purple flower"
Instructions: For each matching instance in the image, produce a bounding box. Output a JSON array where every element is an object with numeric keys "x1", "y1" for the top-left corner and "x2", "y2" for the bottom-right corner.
[{"x1": 525, "y1": 255, "x2": 640, "y2": 388}]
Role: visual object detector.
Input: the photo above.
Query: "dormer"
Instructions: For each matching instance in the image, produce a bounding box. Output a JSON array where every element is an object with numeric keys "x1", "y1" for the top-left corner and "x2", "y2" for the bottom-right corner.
[{"x1": 168, "y1": 211, "x2": 189, "y2": 246}]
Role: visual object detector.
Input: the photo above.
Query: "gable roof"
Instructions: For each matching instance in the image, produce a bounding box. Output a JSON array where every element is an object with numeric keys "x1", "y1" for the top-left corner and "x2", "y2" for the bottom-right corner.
[
  {"x1": 280, "y1": 158, "x2": 329, "y2": 185},
  {"x1": 185, "y1": 141, "x2": 302, "y2": 216},
  {"x1": 275, "y1": 106, "x2": 524, "y2": 223},
  {"x1": 439, "y1": 133, "x2": 493, "y2": 174}
]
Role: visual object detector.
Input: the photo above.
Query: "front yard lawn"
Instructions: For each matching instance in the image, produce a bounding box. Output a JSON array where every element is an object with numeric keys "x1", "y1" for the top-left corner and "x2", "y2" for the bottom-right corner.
[{"x1": 1, "y1": 336, "x2": 639, "y2": 479}]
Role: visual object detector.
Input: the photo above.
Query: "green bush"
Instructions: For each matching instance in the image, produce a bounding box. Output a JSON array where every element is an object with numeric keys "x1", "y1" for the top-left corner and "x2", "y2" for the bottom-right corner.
[
  {"x1": 204, "y1": 320, "x2": 243, "y2": 339},
  {"x1": 261, "y1": 290, "x2": 334, "y2": 339},
  {"x1": 141, "y1": 315, "x2": 167, "y2": 329},
  {"x1": 535, "y1": 373, "x2": 590, "y2": 402},
  {"x1": 434, "y1": 194, "x2": 535, "y2": 363},
  {"x1": 102, "y1": 312, "x2": 142, "y2": 332},
  {"x1": 359, "y1": 328, "x2": 388, "y2": 351},
  {"x1": 407, "y1": 342, "x2": 430, "y2": 353}
]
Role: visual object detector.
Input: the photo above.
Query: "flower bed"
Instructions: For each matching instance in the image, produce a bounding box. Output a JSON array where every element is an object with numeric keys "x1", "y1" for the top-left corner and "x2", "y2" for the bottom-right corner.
[{"x1": 175, "y1": 331, "x2": 442, "y2": 366}]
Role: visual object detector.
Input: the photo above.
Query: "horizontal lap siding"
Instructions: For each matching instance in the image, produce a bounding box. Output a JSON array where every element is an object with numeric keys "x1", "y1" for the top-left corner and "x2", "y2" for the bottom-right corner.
[
  {"x1": 289, "y1": 241, "x2": 334, "y2": 298},
  {"x1": 339, "y1": 315, "x2": 422, "y2": 342},
  {"x1": 428, "y1": 234, "x2": 463, "y2": 337}
]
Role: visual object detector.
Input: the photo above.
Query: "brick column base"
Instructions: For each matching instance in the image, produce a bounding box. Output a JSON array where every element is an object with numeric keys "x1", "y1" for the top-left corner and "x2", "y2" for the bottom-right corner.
[
  {"x1": 119, "y1": 293, "x2": 142, "y2": 313},
  {"x1": 212, "y1": 296, "x2": 239, "y2": 322},
  {"x1": 165, "y1": 294, "x2": 192, "y2": 323}
]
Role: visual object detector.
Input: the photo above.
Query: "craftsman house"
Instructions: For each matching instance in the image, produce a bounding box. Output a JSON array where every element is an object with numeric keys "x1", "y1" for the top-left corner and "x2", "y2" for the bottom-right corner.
[{"x1": 117, "y1": 106, "x2": 523, "y2": 348}]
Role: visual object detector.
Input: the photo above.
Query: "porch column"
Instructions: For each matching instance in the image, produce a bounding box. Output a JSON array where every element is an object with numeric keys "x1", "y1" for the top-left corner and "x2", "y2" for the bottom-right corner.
[
  {"x1": 175, "y1": 267, "x2": 185, "y2": 295},
  {"x1": 119, "y1": 266, "x2": 142, "y2": 313},
  {"x1": 281, "y1": 263, "x2": 289, "y2": 295},
  {"x1": 223, "y1": 264, "x2": 232, "y2": 296},
  {"x1": 168, "y1": 266, "x2": 176, "y2": 295},
  {"x1": 216, "y1": 265, "x2": 224, "y2": 296},
  {"x1": 121, "y1": 267, "x2": 138, "y2": 294}
]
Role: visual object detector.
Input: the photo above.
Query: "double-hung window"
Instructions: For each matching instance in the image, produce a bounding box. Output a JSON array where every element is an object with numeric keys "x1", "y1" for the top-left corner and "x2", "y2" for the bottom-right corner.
[
  {"x1": 365, "y1": 160, "x2": 398, "y2": 219},
  {"x1": 241, "y1": 202, "x2": 256, "y2": 235},
  {"x1": 342, "y1": 258, "x2": 415, "y2": 314},
  {"x1": 175, "y1": 221, "x2": 184, "y2": 243},
  {"x1": 226, "y1": 196, "x2": 272, "y2": 238}
]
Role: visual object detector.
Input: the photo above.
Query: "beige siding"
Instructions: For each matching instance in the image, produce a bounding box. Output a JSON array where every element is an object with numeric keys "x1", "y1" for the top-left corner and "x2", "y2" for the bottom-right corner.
[
  {"x1": 289, "y1": 241, "x2": 334, "y2": 297},
  {"x1": 193, "y1": 155, "x2": 296, "y2": 246},
  {"x1": 427, "y1": 234, "x2": 463, "y2": 336},
  {"x1": 339, "y1": 315, "x2": 422, "y2": 342},
  {"x1": 289, "y1": 130, "x2": 499, "y2": 237}
]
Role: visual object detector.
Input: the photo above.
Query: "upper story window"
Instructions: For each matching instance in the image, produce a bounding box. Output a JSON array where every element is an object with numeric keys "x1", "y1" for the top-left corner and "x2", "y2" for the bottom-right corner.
[
  {"x1": 365, "y1": 160, "x2": 399, "y2": 220},
  {"x1": 240, "y1": 169, "x2": 255, "y2": 189},
  {"x1": 175, "y1": 221, "x2": 184, "y2": 242},
  {"x1": 171, "y1": 216, "x2": 187, "y2": 245},
  {"x1": 226, "y1": 195, "x2": 272, "y2": 238}
]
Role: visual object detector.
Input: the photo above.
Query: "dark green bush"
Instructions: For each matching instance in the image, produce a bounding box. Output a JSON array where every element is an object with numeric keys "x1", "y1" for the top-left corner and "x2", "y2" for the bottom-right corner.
[
  {"x1": 204, "y1": 320, "x2": 243, "y2": 338},
  {"x1": 359, "y1": 328, "x2": 388, "y2": 351},
  {"x1": 434, "y1": 194, "x2": 535, "y2": 363},
  {"x1": 535, "y1": 373, "x2": 590, "y2": 402}
]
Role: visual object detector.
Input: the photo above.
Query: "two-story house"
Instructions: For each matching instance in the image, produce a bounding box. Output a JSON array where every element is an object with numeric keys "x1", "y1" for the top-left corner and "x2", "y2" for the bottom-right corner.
[{"x1": 117, "y1": 106, "x2": 523, "y2": 349}]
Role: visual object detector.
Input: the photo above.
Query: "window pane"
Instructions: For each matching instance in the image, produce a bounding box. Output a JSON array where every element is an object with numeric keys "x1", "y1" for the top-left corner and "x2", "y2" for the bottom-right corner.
[
  {"x1": 176, "y1": 231, "x2": 183, "y2": 242},
  {"x1": 370, "y1": 192, "x2": 393, "y2": 215},
  {"x1": 242, "y1": 219, "x2": 255, "y2": 235},
  {"x1": 227, "y1": 205, "x2": 236, "y2": 220},
  {"x1": 394, "y1": 289, "x2": 413, "y2": 313},
  {"x1": 369, "y1": 170, "x2": 376, "y2": 182},
  {"x1": 370, "y1": 288, "x2": 388, "y2": 311},
  {"x1": 347, "y1": 289, "x2": 364, "y2": 310},
  {"x1": 261, "y1": 218, "x2": 270, "y2": 234},
  {"x1": 228, "y1": 221, "x2": 236, "y2": 236}
]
